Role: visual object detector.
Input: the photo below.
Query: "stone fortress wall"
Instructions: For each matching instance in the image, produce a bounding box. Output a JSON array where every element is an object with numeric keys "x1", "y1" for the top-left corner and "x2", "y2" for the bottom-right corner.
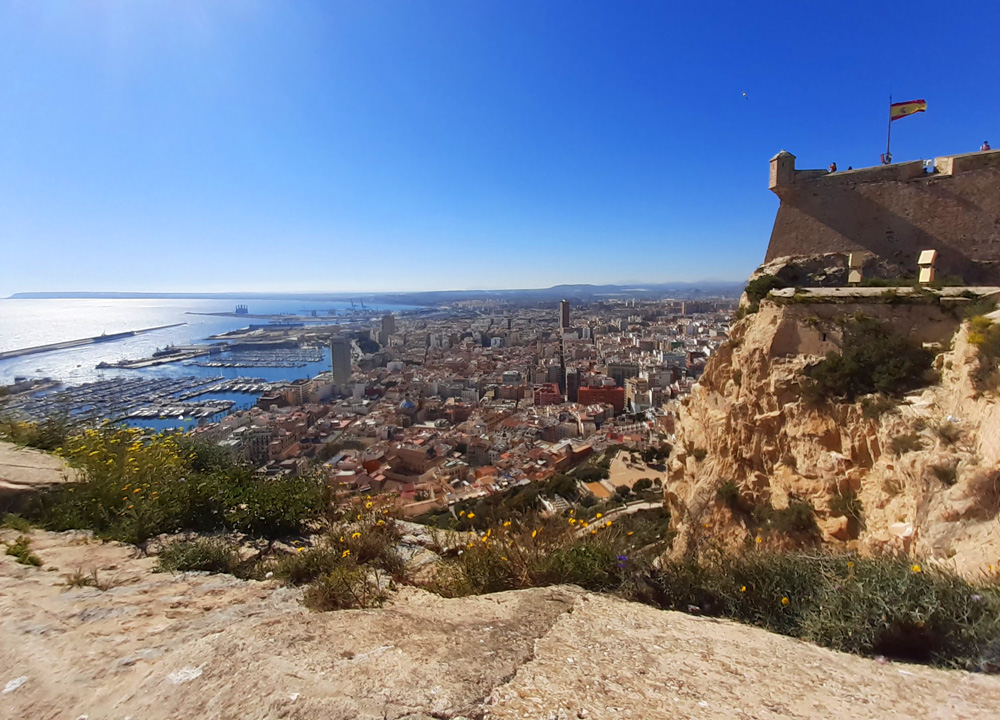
[{"x1": 765, "y1": 148, "x2": 1000, "y2": 283}]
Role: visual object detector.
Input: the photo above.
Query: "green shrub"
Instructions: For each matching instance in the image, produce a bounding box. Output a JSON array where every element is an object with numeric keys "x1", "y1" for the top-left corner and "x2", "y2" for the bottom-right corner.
[
  {"x1": 428, "y1": 509, "x2": 670, "y2": 599},
  {"x1": 4, "y1": 535, "x2": 42, "y2": 566},
  {"x1": 802, "y1": 316, "x2": 933, "y2": 402},
  {"x1": 891, "y1": 432, "x2": 923, "y2": 456},
  {"x1": 931, "y1": 463, "x2": 958, "y2": 486},
  {"x1": 644, "y1": 551, "x2": 1000, "y2": 670},
  {"x1": 935, "y1": 422, "x2": 962, "y2": 445},
  {"x1": 60, "y1": 568, "x2": 112, "y2": 591},
  {"x1": 0, "y1": 416, "x2": 71, "y2": 452},
  {"x1": 269, "y1": 545, "x2": 345, "y2": 585},
  {"x1": 156, "y1": 537, "x2": 242, "y2": 574},
  {"x1": 633, "y1": 478, "x2": 653, "y2": 493},
  {"x1": 744, "y1": 275, "x2": 788, "y2": 313},
  {"x1": 799, "y1": 558, "x2": 1000, "y2": 668},
  {"x1": 754, "y1": 500, "x2": 819, "y2": 538},
  {"x1": 860, "y1": 395, "x2": 897, "y2": 420},
  {"x1": 2, "y1": 513, "x2": 33, "y2": 533},
  {"x1": 25, "y1": 427, "x2": 326, "y2": 544},
  {"x1": 303, "y1": 564, "x2": 390, "y2": 611},
  {"x1": 968, "y1": 316, "x2": 1000, "y2": 390},
  {"x1": 716, "y1": 480, "x2": 744, "y2": 513}
]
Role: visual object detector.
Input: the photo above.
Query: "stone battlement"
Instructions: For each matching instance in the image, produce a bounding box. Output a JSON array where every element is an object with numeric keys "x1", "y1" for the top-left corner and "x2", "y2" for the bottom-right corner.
[{"x1": 765, "y1": 149, "x2": 1000, "y2": 282}]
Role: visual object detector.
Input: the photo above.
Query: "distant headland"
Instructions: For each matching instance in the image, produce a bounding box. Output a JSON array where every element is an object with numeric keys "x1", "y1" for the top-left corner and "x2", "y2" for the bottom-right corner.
[{"x1": 7, "y1": 282, "x2": 745, "y2": 304}]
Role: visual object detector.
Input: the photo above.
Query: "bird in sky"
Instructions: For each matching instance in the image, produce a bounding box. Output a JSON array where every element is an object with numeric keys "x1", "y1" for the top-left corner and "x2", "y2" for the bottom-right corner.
[{"x1": 741, "y1": 91, "x2": 749, "y2": 100}]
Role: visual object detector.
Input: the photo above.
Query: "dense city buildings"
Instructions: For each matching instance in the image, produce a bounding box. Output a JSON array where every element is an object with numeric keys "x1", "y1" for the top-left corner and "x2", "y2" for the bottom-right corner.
[{"x1": 178, "y1": 294, "x2": 735, "y2": 517}]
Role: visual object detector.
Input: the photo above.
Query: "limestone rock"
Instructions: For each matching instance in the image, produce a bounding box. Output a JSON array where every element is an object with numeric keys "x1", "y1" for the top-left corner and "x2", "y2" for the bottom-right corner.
[
  {"x1": 4, "y1": 529, "x2": 1000, "y2": 719},
  {"x1": 667, "y1": 297, "x2": 1000, "y2": 576}
]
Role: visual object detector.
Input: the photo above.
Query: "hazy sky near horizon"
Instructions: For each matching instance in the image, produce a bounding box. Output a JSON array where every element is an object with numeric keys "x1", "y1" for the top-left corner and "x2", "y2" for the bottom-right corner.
[{"x1": 2, "y1": 1, "x2": 997, "y2": 296}]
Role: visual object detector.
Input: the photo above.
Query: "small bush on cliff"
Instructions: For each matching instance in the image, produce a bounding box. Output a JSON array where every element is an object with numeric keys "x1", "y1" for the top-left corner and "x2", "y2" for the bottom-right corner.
[
  {"x1": 427, "y1": 508, "x2": 672, "y2": 598},
  {"x1": 801, "y1": 315, "x2": 934, "y2": 402},
  {"x1": 968, "y1": 316, "x2": 1000, "y2": 390},
  {"x1": 24, "y1": 427, "x2": 327, "y2": 545},
  {"x1": 643, "y1": 551, "x2": 1000, "y2": 670},
  {"x1": 743, "y1": 274, "x2": 788, "y2": 313},
  {"x1": 891, "y1": 432, "x2": 924, "y2": 456},
  {"x1": 155, "y1": 537, "x2": 243, "y2": 575},
  {"x1": 303, "y1": 564, "x2": 390, "y2": 611},
  {"x1": 4, "y1": 535, "x2": 42, "y2": 566}
]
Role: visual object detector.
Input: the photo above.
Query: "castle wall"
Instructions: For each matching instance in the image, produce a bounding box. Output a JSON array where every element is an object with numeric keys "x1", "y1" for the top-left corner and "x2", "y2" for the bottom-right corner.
[{"x1": 765, "y1": 150, "x2": 1000, "y2": 283}]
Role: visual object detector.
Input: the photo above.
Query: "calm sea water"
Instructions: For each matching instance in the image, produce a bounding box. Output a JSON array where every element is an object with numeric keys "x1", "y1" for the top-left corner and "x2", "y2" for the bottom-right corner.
[{"x1": 0, "y1": 297, "x2": 412, "y2": 386}]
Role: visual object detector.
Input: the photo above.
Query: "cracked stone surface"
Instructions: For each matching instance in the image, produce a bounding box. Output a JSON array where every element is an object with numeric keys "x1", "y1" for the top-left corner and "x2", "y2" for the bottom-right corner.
[{"x1": 3, "y1": 530, "x2": 1000, "y2": 719}]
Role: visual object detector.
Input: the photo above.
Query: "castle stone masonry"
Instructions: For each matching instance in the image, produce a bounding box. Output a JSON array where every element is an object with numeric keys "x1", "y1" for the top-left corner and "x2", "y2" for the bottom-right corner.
[{"x1": 766, "y1": 148, "x2": 1000, "y2": 283}]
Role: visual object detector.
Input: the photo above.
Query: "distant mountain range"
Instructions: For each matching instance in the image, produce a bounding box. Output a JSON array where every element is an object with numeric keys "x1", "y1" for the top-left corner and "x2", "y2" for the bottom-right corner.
[{"x1": 9, "y1": 282, "x2": 745, "y2": 305}]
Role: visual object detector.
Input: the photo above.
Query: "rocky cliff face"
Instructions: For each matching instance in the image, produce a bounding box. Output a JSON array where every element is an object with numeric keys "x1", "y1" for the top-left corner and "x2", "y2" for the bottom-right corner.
[{"x1": 667, "y1": 295, "x2": 1000, "y2": 575}]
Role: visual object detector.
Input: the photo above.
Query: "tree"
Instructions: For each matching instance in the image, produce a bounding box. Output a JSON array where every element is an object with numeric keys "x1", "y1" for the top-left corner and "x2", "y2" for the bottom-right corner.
[{"x1": 634, "y1": 478, "x2": 653, "y2": 493}]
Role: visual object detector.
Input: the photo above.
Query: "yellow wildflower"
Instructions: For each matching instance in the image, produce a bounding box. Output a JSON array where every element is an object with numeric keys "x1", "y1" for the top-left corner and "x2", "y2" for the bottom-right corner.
[
  {"x1": 297, "y1": 547, "x2": 305, "y2": 553},
  {"x1": 377, "y1": 519, "x2": 385, "y2": 526},
  {"x1": 755, "y1": 536, "x2": 762, "y2": 544},
  {"x1": 459, "y1": 511, "x2": 466, "y2": 516},
  {"x1": 365, "y1": 502, "x2": 373, "y2": 509},
  {"x1": 531, "y1": 529, "x2": 538, "y2": 538},
  {"x1": 626, "y1": 531, "x2": 633, "y2": 536},
  {"x1": 847, "y1": 561, "x2": 854, "y2": 568},
  {"x1": 781, "y1": 597, "x2": 789, "y2": 606},
  {"x1": 596, "y1": 513, "x2": 603, "y2": 519},
  {"x1": 568, "y1": 518, "x2": 576, "y2": 525},
  {"x1": 341, "y1": 549, "x2": 351, "y2": 558},
  {"x1": 740, "y1": 585, "x2": 746, "y2": 592},
  {"x1": 912, "y1": 564, "x2": 922, "y2": 573},
  {"x1": 503, "y1": 521, "x2": 511, "y2": 527},
  {"x1": 467, "y1": 512, "x2": 475, "y2": 519},
  {"x1": 133, "y1": 488, "x2": 141, "y2": 493},
  {"x1": 351, "y1": 532, "x2": 361, "y2": 539},
  {"x1": 605, "y1": 521, "x2": 612, "y2": 527},
  {"x1": 590, "y1": 530, "x2": 597, "y2": 535},
  {"x1": 501, "y1": 556, "x2": 508, "y2": 562}
]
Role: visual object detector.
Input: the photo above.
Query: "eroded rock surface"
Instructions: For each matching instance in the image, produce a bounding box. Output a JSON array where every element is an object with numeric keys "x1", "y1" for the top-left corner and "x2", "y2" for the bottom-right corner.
[
  {"x1": 3, "y1": 530, "x2": 1000, "y2": 719},
  {"x1": 667, "y1": 296, "x2": 1000, "y2": 575},
  {"x1": 0, "y1": 441, "x2": 76, "y2": 513}
]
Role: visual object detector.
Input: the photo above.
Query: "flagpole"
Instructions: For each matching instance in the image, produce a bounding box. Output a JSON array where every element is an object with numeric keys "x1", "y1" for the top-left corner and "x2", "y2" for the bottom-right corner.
[{"x1": 885, "y1": 95, "x2": 892, "y2": 164}]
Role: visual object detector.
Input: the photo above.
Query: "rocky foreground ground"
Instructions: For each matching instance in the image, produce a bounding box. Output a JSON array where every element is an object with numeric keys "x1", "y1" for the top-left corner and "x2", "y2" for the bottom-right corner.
[{"x1": 2, "y1": 529, "x2": 999, "y2": 720}]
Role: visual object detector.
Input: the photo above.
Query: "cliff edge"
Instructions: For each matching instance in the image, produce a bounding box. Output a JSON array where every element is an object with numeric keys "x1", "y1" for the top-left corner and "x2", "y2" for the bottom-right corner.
[{"x1": 667, "y1": 288, "x2": 1000, "y2": 575}]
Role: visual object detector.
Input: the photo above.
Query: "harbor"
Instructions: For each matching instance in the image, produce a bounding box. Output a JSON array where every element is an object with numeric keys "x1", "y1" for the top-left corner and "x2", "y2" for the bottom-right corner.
[{"x1": 0, "y1": 376, "x2": 272, "y2": 426}]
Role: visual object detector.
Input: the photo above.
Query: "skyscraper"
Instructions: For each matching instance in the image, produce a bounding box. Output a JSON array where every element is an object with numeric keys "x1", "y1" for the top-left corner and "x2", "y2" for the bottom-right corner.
[
  {"x1": 330, "y1": 336, "x2": 352, "y2": 386},
  {"x1": 559, "y1": 299, "x2": 570, "y2": 329},
  {"x1": 381, "y1": 314, "x2": 396, "y2": 336}
]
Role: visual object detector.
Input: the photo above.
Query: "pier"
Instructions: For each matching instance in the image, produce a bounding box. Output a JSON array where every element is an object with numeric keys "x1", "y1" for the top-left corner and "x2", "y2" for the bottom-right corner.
[{"x1": 0, "y1": 323, "x2": 187, "y2": 361}]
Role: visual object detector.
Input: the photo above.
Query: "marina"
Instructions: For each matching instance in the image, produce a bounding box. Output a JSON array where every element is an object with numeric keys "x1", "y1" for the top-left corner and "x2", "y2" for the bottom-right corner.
[
  {"x1": 187, "y1": 347, "x2": 324, "y2": 368},
  {"x1": 0, "y1": 376, "x2": 272, "y2": 426}
]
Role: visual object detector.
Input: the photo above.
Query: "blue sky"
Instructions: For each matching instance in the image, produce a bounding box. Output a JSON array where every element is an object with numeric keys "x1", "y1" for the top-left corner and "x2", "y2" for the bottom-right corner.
[{"x1": 1, "y1": 1, "x2": 996, "y2": 295}]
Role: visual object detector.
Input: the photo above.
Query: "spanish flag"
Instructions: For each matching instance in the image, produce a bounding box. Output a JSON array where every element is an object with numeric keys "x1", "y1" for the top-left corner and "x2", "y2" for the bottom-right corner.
[{"x1": 890, "y1": 99, "x2": 927, "y2": 121}]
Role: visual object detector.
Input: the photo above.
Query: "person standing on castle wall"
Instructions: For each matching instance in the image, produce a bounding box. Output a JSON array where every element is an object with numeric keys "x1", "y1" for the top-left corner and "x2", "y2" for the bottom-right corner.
[
  {"x1": 828, "y1": 162, "x2": 837, "y2": 172},
  {"x1": 983, "y1": 140, "x2": 992, "y2": 151}
]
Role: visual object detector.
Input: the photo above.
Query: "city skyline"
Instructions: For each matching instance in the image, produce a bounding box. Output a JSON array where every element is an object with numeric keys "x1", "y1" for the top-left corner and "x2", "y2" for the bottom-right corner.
[{"x1": 3, "y1": 1, "x2": 998, "y2": 296}]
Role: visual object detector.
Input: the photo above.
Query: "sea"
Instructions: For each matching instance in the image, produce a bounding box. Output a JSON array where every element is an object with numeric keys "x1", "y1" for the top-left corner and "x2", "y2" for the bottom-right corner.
[{"x1": 0, "y1": 297, "x2": 416, "y2": 429}]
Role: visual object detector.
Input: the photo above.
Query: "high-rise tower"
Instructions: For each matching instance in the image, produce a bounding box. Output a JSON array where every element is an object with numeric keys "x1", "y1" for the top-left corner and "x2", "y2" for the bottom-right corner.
[
  {"x1": 330, "y1": 336, "x2": 352, "y2": 386},
  {"x1": 559, "y1": 299, "x2": 570, "y2": 329}
]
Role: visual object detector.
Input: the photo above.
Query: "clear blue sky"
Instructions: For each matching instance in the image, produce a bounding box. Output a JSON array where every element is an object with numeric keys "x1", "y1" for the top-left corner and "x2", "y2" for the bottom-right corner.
[{"x1": 1, "y1": 1, "x2": 996, "y2": 295}]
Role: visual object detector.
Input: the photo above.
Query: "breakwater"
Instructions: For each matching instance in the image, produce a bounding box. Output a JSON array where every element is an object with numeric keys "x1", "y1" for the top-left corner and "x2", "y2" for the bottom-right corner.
[{"x1": 0, "y1": 323, "x2": 187, "y2": 360}]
